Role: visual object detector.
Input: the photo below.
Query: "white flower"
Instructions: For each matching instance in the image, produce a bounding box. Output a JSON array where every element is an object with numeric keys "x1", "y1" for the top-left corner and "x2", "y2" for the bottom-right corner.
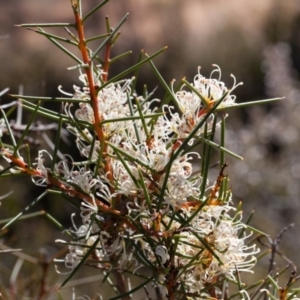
[
  {"x1": 75, "y1": 102, "x2": 95, "y2": 123},
  {"x1": 80, "y1": 199, "x2": 98, "y2": 224},
  {"x1": 155, "y1": 245, "x2": 169, "y2": 265},
  {"x1": 163, "y1": 65, "x2": 242, "y2": 141},
  {"x1": 32, "y1": 150, "x2": 52, "y2": 186},
  {"x1": 69, "y1": 168, "x2": 101, "y2": 195},
  {"x1": 160, "y1": 154, "x2": 199, "y2": 207},
  {"x1": 65, "y1": 243, "x2": 85, "y2": 269},
  {"x1": 0, "y1": 118, "x2": 5, "y2": 138},
  {"x1": 121, "y1": 140, "x2": 171, "y2": 173},
  {"x1": 126, "y1": 198, "x2": 151, "y2": 220},
  {"x1": 163, "y1": 104, "x2": 214, "y2": 141},
  {"x1": 193, "y1": 64, "x2": 242, "y2": 110},
  {"x1": 174, "y1": 204, "x2": 259, "y2": 295},
  {"x1": 55, "y1": 155, "x2": 74, "y2": 180},
  {"x1": 111, "y1": 159, "x2": 140, "y2": 196}
]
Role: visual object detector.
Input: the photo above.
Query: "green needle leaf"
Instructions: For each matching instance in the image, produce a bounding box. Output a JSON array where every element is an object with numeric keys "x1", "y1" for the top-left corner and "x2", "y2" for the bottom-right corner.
[
  {"x1": 83, "y1": 0, "x2": 110, "y2": 22},
  {"x1": 17, "y1": 23, "x2": 75, "y2": 28},
  {"x1": 90, "y1": 13, "x2": 129, "y2": 62},
  {"x1": 14, "y1": 101, "x2": 41, "y2": 156},
  {"x1": 224, "y1": 97, "x2": 283, "y2": 110},
  {"x1": 1, "y1": 191, "x2": 48, "y2": 230},
  {"x1": 102, "y1": 47, "x2": 167, "y2": 88}
]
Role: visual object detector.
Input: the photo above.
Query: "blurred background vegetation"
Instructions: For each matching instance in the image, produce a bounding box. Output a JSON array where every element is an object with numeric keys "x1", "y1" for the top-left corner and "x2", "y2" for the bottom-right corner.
[{"x1": 1, "y1": 0, "x2": 300, "y2": 298}]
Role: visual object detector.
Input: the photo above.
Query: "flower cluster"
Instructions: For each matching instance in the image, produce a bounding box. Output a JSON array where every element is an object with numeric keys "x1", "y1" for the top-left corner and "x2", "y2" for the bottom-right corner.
[{"x1": 30, "y1": 65, "x2": 259, "y2": 298}]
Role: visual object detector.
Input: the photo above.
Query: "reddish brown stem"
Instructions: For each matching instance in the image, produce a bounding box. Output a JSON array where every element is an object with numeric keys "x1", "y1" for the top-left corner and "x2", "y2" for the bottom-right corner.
[
  {"x1": 1, "y1": 149, "x2": 121, "y2": 215},
  {"x1": 72, "y1": 4, "x2": 105, "y2": 145},
  {"x1": 47, "y1": 176, "x2": 121, "y2": 215},
  {"x1": 72, "y1": 5, "x2": 115, "y2": 189},
  {"x1": 197, "y1": 102, "x2": 214, "y2": 117}
]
